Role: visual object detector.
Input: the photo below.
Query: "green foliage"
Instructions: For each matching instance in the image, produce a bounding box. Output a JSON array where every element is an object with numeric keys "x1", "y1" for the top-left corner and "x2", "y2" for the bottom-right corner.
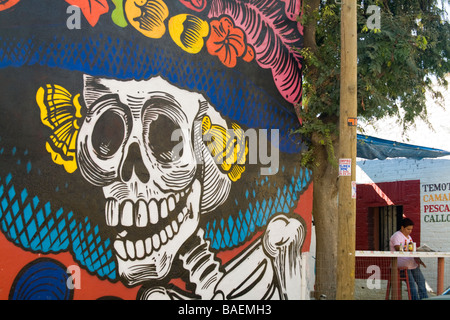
[
  {"x1": 358, "y1": 0, "x2": 450, "y2": 126},
  {"x1": 297, "y1": 0, "x2": 450, "y2": 161},
  {"x1": 295, "y1": 110, "x2": 338, "y2": 168}
]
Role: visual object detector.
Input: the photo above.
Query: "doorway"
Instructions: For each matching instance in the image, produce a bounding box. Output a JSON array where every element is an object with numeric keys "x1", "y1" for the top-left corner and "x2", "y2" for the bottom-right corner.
[{"x1": 373, "y1": 205, "x2": 403, "y2": 251}]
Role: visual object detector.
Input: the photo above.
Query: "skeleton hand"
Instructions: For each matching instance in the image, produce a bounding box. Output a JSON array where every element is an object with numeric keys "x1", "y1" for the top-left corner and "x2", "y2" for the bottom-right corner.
[
  {"x1": 138, "y1": 214, "x2": 306, "y2": 300},
  {"x1": 201, "y1": 214, "x2": 305, "y2": 300},
  {"x1": 262, "y1": 214, "x2": 305, "y2": 300}
]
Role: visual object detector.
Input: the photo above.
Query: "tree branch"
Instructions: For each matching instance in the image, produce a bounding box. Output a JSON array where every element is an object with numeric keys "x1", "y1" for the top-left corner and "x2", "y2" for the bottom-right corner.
[{"x1": 302, "y1": 0, "x2": 320, "y2": 53}]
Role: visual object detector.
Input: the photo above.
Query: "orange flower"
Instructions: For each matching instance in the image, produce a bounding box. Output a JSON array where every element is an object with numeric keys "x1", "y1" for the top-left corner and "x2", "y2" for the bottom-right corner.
[
  {"x1": 242, "y1": 44, "x2": 255, "y2": 62},
  {"x1": 207, "y1": 16, "x2": 247, "y2": 68},
  {"x1": 65, "y1": 0, "x2": 109, "y2": 27},
  {"x1": 0, "y1": 0, "x2": 20, "y2": 11}
]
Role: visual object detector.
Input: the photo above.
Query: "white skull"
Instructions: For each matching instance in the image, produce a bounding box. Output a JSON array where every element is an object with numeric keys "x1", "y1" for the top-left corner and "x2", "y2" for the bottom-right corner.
[{"x1": 77, "y1": 75, "x2": 231, "y2": 285}]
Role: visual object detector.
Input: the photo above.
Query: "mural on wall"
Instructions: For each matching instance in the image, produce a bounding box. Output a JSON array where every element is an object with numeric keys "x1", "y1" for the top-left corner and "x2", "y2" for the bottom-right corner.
[{"x1": 0, "y1": 0, "x2": 312, "y2": 300}]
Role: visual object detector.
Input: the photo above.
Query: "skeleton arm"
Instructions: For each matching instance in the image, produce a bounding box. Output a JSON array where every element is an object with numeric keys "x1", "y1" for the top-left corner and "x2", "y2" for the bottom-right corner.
[
  {"x1": 138, "y1": 230, "x2": 277, "y2": 300},
  {"x1": 211, "y1": 214, "x2": 305, "y2": 300},
  {"x1": 262, "y1": 214, "x2": 305, "y2": 300},
  {"x1": 140, "y1": 214, "x2": 305, "y2": 300}
]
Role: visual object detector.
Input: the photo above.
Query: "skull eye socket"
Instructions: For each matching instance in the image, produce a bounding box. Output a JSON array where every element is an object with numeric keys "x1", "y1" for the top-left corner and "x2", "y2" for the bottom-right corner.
[
  {"x1": 148, "y1": 113, "x2": 183, "y2": 163},
  {"x1": 92, "y1": 110, "x2": 126, "y2": 159}
]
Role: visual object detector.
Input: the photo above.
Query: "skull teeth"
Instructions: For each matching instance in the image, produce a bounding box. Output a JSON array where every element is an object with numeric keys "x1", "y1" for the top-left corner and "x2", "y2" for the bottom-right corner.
[
  {"x1": 107, "y1": 190, "x2": 191, "y2": 261},
  {"x1": 113, "y1": 216, "x2": 183, "y2": 261},
  {"x1": 105, "y1": 190, "x2": 188, "y2": 228}
]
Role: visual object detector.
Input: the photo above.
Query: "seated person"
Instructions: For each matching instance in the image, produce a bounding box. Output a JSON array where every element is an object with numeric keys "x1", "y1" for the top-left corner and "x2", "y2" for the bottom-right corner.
[{"x1": 389, "y1": 218, "x2": 428, "y2": 300}]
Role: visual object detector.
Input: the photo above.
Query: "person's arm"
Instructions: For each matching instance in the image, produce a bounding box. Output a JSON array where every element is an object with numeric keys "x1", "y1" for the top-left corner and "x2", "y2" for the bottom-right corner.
[
  {"x1": 415, "y1": 258, "x2": 426, "y2": 268},
  {"x1": 390, "y1": 232, "x2": 403, "y2": 252}
]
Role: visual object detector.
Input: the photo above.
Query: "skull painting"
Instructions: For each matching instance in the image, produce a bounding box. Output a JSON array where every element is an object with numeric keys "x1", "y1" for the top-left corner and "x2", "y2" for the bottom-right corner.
[
  {"x1": 0, "y1": 0, "x2": 311, "y2": 301},
  {"x1": 77, "y1": 75, "x2": 232, "y2": 285},
  {"x1": 75, "y1": 75, "x2": 307, "y2": 299}
]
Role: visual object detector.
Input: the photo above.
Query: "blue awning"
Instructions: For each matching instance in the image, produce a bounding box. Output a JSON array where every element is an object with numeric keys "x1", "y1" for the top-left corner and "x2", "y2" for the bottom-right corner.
[{"x1": 357, "y1": 134, "x2": 450, "y2": 160}]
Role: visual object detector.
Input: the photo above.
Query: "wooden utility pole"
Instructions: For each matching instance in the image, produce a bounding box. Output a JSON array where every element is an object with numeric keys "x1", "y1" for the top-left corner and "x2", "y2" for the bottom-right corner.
[{"x1": 336, "y1": 0, "x2": 357, "y2": 300}]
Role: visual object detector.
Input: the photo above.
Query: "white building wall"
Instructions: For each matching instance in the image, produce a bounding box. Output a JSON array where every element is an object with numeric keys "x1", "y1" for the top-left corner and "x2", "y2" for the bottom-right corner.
[{"x1": 357, "y1": 157, "x2": 450, "y2": 293}]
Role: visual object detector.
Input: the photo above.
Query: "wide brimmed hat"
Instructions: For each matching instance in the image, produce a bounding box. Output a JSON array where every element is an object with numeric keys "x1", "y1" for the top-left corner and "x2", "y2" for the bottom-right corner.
[
  {"x1": 0, "y1": 0, "x2": 310, "y2": 282},
  {"x1": 0, "y1": 0, "x2": 304, "y2": 153}
]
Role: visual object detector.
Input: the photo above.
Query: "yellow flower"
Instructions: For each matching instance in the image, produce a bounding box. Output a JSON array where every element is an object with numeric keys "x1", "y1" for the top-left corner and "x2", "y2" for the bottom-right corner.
[
  {"x1": 169, "y1": 14, "x2": 209, "y2": 54},
  {"x1": 125, "y1": 0, "x2": 168, "y2": 39}
]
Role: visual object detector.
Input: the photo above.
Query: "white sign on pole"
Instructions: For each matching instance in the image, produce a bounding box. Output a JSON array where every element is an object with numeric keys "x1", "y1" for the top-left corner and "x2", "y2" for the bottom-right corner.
[{"x1": 339, "y1": 158, "x2": 352, "y2": 176}]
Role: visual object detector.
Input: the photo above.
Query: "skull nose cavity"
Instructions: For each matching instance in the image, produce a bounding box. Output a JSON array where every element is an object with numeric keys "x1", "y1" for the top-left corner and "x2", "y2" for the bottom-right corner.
[{"x1": 121, "y1": 142, "x2": 150, "y2": 183}]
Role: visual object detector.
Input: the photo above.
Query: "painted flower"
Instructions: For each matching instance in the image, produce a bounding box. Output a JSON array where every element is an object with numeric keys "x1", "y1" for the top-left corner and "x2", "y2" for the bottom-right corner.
[
  {"x1": 242, "y1": 44, "x2": 255, "y2": 63},
  {"x1": 65, "y1": 0, "x2": 109, "y2": 27},
  {"x1": 0, "y1": 0, "x2": 20, "y2": 11},
  {"x1": 178, "y1": 0, "x2": 206, "y2": 12},
  {"x1": 207, "y1": 16, "x2": 248, "y2": 68},
  {"x1": 125, "y1": 0, "x2": 168, "y2": 39},
  {"x1": 169, "y1": 14, "x2": 209, "y2": 54}
]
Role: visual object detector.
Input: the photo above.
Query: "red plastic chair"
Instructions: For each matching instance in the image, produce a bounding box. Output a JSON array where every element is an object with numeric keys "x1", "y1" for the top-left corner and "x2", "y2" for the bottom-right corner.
[{"x1": 385, "y1": 267, "x2": 412, "y2": 300}]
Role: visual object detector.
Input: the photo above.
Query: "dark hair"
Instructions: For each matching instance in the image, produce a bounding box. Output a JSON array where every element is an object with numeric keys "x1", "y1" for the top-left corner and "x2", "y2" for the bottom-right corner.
[{"x1": 401, "y1": 218, "x2": 414, "y2": 228}]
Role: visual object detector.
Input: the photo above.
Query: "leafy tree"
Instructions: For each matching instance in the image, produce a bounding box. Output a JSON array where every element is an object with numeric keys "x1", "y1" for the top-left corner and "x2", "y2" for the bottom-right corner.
[{"x1": 299, "y1": 0, "x2": 450, "y2": 299}]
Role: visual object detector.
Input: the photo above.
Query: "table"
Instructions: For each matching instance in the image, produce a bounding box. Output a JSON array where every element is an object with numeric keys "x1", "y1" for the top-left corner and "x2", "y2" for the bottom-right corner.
[{"x1": 355, "y1": 251, "x2": 450, "y2": 299}]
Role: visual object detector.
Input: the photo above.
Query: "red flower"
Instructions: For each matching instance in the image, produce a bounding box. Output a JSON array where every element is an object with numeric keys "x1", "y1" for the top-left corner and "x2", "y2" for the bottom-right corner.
[
  {"x1": 178, "y1": 0, "x2": 206, "y2": 12},
  {"x1": 207, "y1": 16, "x2": 249, "y2": 68},
  {"x1": 0, "y1": 0, "x2": 20, "y2": 11},
  {"x1": 242, "y1": 44, "x2": 255, "y2": 63},
  {"x1": 65, "y1": 0, "x2": 109, "y2": 27}
]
